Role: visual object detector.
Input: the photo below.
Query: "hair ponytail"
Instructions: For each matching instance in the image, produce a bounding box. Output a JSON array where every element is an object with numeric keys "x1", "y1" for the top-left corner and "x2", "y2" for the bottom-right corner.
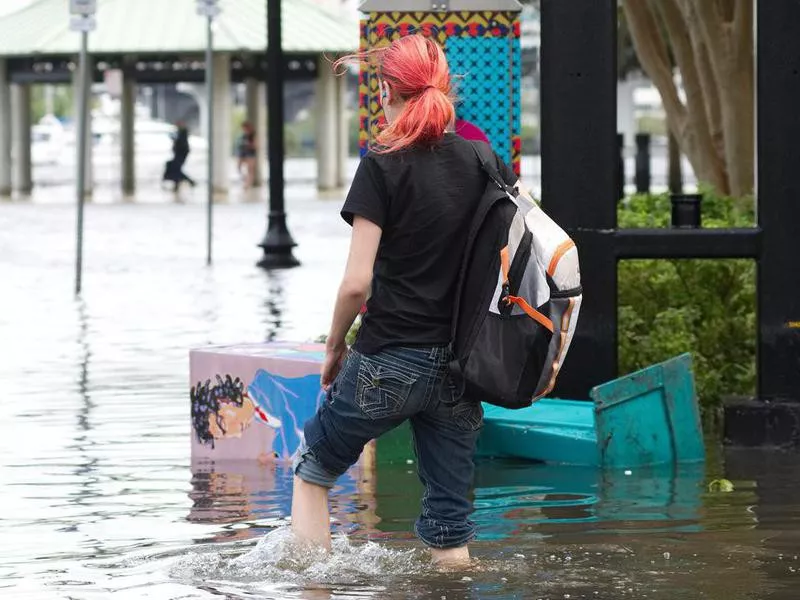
[
  {"x1": 333, "y1": 35, "x2": 455, "y2": 154},
  {"x1": 377, "y1": 82, "x2": 454, "y2": 153}
]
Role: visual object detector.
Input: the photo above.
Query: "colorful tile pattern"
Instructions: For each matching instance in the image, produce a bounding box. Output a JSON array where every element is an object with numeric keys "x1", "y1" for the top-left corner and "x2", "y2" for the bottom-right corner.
[{"x1": 358, "y1": 10, "x2": 522, "y2": 176}]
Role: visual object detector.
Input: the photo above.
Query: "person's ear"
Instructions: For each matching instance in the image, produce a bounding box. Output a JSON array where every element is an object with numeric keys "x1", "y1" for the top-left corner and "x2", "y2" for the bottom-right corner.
[{"x1": 380, "y1": 81, "x2": 391, "y2": 106}]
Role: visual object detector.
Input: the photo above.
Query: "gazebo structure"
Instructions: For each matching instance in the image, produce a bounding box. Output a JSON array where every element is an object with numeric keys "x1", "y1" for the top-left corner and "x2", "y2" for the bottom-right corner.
[{"x1": 0, "y1": 0, "x2": 358, "y2": 197}]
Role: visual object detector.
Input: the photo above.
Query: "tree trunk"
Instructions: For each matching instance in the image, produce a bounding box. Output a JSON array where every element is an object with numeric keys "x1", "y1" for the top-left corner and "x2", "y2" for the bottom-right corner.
[
  {"x1": 654, "y1": 0, "x2": 729, "y2": 193},
  {"x1": 668, "y1": 131, "x2": 683, "y2": 195},
  {"x1": 621, "y1": 0, "x2": 754, "y2": 197}
]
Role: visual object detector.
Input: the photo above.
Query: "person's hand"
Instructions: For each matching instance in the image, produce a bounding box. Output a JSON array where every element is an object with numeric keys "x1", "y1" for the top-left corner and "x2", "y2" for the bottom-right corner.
[{"x1": 321, "y1": 345, "x2": 347, "y2": 391}]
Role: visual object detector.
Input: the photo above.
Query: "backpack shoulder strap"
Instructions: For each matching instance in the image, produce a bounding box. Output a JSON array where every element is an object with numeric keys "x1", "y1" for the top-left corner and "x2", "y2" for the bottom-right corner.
[
  {"x1": 450, "y1": 144, "x2": 514, "y2": 341},
  {"x1": 469, "y1": 141, "x2": 517, "y2": 197}
]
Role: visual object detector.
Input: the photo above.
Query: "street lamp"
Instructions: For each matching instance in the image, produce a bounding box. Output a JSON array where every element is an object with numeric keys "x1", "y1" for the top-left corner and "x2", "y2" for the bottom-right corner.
[
  {"x1": 196, "y1": 0, "x2": 221, "y2": 266},
  {"x1": 70, "y1": 0, "x2": 97, "y2": 295},
  {"x1": 258, "y1": 0, "x2": 299, "y2": 269}
]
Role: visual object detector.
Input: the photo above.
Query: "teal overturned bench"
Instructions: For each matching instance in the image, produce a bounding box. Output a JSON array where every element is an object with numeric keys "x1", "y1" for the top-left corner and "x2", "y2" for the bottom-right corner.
[{"x1": 476, "y1": 353, "x2": 705, "y2": 467}]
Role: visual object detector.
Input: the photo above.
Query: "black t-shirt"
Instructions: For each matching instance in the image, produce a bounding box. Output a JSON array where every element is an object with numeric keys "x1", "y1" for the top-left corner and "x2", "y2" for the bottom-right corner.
[{"x1": 341, "y1": 133, "x2": 516, "y2": 355}]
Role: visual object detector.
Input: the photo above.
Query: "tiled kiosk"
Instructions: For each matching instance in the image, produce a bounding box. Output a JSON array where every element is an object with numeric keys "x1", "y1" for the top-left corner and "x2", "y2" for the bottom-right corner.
[{"x1": 358, "y1": 0, "x2": 524, "y2": 175}]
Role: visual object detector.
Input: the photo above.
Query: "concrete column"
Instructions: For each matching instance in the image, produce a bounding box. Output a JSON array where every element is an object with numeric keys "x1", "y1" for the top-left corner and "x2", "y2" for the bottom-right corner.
[
  {"x1": 316, "y1": 57, "x2": 339, "y2": 191},
  {"x1": 616, "y1": 76, "x2": 638, "y2": 152},
  {"x1": 336, "y1": 67, "x2": 349, "y2": 188},
  {"x1": 245, "y1": 77, "x2": 267, "y2": 187},
  {"x1": 121, "y1": 73, "x2": 136, "y2": 195},
  {"x1": 0, "y1": 59, "x2": 11, "y2": 197},
  {"x1": 211, "y1": 52, "x2": 231, "y2": 194},
  {"x1": 73, "y1": 59, "x2": 93, "y2": 195},
  {"x1": 11, "y1": 83, "x2": 32, "y2": 195},
  {"x1": 44, "y1": 85, "x2": 55, "y2": 115}
]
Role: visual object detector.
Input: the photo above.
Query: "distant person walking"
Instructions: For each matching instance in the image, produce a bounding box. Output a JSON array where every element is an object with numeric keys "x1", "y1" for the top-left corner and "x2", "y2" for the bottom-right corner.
[
  {"x1": 237, "y1": 121, "x2": 257, "y2": 189},
  {"x1": 163, "y1": 123, "x2": 195, "y2": 191}
]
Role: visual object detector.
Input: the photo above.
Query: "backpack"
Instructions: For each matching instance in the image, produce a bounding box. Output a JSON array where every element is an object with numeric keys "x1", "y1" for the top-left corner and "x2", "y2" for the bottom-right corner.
[{"x1": 449, "y1": 142, "x2": 583, "y2": 409}]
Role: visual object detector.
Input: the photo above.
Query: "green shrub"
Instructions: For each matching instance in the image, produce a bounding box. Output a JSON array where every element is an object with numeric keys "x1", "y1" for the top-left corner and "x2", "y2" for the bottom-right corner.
[
  {"x1": 617, "y1": 189, "x2": 756, "y2": 410},
  {"x1": 314, "y1": 317, "x2": 361, "y2": 347}
]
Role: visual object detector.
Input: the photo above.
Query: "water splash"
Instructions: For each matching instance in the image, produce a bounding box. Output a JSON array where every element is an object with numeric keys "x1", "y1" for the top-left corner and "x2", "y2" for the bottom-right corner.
[{"x1": 170, "y1": 527, "x2": 426, "y2": 587}]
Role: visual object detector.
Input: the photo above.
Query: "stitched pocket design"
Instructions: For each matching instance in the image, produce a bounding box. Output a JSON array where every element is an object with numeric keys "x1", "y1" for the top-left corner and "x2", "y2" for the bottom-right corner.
[{"x1": 355, "y1": 355, "x2": 417, "y2": 419}]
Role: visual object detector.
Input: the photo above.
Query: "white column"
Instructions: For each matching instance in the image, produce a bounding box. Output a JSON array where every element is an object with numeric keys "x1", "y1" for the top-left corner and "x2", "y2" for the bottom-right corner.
[
  {"x1": 11, "y1": 83, "x2": 32, "y2": 195},
  {"x1": 316, "y1": 57, "x2": 339, "y2": 191},
  {"x1": 616, "y1": 76, "x2": 638, "y2": 152},
  {"x1": 73, "y1": 60, "x2": 93, "y2": 196},
  {"x1": 44, "y1": 85, "x2": 55, "y2": 115},
  {"x1": 0, "y1": 59, "x2": 11, "y2": 196},
  {"x1": 121, "y1": 73, "x2": 136, "y2": 195},
  {"x1": 211, "y1": 53, "x2": 231, "y2": 194},
  {"x1": 336, "y1": 67, "x2": 349, "y2": 188},
  {"x1": 245, "y1": 77, "x2": 267, "y2": 187}
]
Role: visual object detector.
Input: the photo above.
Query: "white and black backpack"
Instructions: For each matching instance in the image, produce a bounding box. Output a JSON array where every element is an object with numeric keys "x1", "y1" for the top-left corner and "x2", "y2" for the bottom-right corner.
[{"x1": 449, "y1": 142, "x2": 583, "y2": 409}]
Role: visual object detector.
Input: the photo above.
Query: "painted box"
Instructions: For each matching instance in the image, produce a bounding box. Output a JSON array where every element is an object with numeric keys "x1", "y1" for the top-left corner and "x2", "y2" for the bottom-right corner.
[{"x1": 189, "y1": 342, "x2": 375, "y2": 469}]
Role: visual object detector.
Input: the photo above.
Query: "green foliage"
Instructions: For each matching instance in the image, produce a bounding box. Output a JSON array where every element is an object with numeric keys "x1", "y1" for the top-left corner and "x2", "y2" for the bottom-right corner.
[
  {"x1": 314, "y1": 317, "x2": 361, "y2": 347},
  {"x1": 31, "y1": 85, "x2": 74, "y2": 122},
  {"x1": 617, "y1": 190, "x2": 756, "y2": 410},
  {"x1": 521, "y1": 123, "x2": 539, "y2": 155},
  {"x1": 346, "y1": 318, "x2": 361, "y2": 346}
]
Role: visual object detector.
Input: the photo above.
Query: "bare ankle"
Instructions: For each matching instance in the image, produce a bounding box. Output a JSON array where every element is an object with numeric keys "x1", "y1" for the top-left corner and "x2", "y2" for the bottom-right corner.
[
  {"x1": 291, "y1": 476, "x2": 332, "y2": 551},
  {"x1": 430, "y1": 545, "x2": 470, "y2": 567}
]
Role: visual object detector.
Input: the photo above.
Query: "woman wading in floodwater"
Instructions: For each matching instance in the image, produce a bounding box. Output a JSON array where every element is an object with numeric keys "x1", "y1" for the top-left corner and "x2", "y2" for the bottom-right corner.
[{"x1": 290, "y1": 35, "x2": 516, "y2": 565}]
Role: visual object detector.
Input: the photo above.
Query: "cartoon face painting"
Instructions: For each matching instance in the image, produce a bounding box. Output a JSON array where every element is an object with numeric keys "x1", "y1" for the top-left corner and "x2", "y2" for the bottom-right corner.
[{"x1": 191, "y1": 374, "x2": 281, "y2": 449}]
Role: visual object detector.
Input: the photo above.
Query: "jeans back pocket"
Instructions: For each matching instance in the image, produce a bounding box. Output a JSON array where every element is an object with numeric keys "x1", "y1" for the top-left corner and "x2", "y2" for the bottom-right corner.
[
  {"x1": 356, "y1": 355, "x2": 418, "y2": 420},
  {"x1": 452, "y1": 400, "x2": 484, "y2": 431}
]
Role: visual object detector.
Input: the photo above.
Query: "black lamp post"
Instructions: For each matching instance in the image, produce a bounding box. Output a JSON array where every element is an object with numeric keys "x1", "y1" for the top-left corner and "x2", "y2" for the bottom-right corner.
[{"x1": 258, "y1": 0, "x2": 299, "y2": 269}]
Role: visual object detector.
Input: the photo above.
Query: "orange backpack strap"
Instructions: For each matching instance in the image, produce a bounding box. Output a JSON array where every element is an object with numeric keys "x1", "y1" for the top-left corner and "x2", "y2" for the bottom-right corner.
[
  {"x1": 547, "y1": 240, "x2": 576, "y2": 277},
  {"x1": 506, "y1": 295, "x2": 555, "y2": 332}
]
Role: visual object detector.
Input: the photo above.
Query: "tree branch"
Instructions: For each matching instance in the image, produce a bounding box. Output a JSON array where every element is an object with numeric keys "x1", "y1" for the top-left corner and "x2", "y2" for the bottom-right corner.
[
  {"x1": 621, "y1": 0, "x2": 686, "y2": 123},
  {"x1": 695, "y1": 40, "x2": 724, "y2": 152},
  {"x1": 654, "y1": 0, "x2": 727, "y2": 191},
  {"x1": 678, "y1": 0, "x2": 724, "y2": 154},
  {"x1": 733, "y1": 0, "x2": 754, "y2": 67},
  {"x1": 718, "y1": 0, "x2": 736, "y2": 22},
  {"x1": 686, "y1": 0, "x2": 729, "y2": 86}
]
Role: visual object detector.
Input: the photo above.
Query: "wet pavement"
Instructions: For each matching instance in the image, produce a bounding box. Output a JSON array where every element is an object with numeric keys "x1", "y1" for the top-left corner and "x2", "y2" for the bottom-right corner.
[{"x1": 0, "y1": 174, "x2": 796, "y2": 599}]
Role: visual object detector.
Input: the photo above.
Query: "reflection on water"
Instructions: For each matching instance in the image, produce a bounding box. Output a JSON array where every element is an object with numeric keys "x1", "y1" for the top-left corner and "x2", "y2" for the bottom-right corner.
[
  {"x1": 1, "y1": 198, "x2": 799, "y2": 599},
  {"x1": 173, "y1": 455, "x2": 789, "y2": 600},
  {"x1": 263, "y1": 271, "x2": 287, "y2": 343}
]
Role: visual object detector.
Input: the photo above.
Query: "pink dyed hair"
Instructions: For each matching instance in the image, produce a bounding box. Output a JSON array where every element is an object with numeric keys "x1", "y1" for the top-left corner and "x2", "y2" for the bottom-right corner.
[{"x1": 335, "y1": 35, "x2": 455, "y2": 153}]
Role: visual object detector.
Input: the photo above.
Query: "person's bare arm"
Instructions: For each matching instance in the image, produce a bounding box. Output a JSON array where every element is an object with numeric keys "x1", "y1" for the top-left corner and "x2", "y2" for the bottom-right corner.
[{"x1": 321, "y1": 216, "x2": 382, "y2": 388}]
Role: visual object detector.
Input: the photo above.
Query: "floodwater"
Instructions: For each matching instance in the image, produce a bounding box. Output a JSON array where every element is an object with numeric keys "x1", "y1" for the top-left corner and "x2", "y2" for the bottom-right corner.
[{"x1": 1, "y1": 178, "x2": 797, "y2": 599}]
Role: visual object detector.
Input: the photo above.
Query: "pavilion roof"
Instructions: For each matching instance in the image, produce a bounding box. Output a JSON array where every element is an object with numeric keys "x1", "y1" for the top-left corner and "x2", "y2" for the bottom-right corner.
[{"x1": 0, "y1": 0, "x2": 359, "y2": 57}]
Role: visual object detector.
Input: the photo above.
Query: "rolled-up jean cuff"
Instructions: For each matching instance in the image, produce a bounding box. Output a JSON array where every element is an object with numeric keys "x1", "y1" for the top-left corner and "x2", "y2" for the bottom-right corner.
[
  {"x1": 292, "y1": 441, "x2": 340, "y2": 489},
  {"x1": 414, "y1": 519, "x2": 477, "y2": 549}
]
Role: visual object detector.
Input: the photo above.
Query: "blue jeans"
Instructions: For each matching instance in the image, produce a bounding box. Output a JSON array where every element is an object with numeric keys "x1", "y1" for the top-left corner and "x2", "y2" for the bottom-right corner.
[{"x1": 293, "y1": 346, "x2": 483, "y2": 549}]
